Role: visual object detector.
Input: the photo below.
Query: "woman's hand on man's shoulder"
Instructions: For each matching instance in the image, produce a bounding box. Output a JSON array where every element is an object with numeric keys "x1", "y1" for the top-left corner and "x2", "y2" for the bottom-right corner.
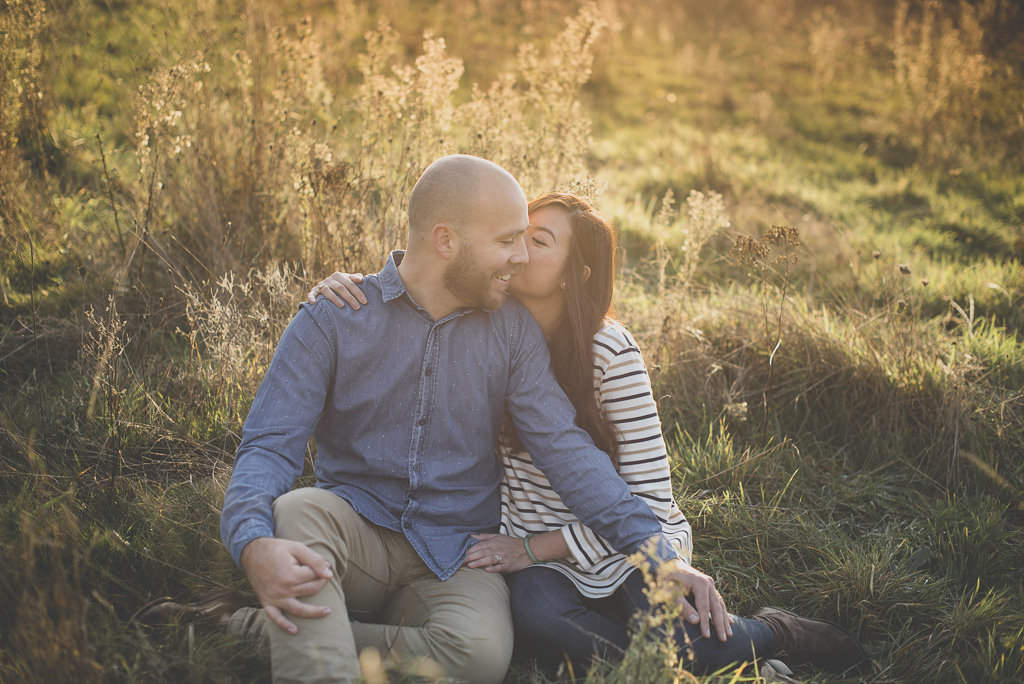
[{"x1": 307, "y1": 272, "x2": 368, "y2": 309}]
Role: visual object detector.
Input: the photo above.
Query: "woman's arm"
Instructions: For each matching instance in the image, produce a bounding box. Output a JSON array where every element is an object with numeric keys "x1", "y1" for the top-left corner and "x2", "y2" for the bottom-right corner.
[{"x1": 464, "y1": 530, "x2": 570, "y2": 573}]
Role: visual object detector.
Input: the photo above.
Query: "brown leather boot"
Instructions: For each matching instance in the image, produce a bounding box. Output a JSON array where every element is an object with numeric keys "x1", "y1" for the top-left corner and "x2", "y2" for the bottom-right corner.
[
  {"x1": 130, "y1": 589, "x2": 253, "y2": 630},
  {"x1": 751, "y1": 607, "x2": 870, "y2": 675}
]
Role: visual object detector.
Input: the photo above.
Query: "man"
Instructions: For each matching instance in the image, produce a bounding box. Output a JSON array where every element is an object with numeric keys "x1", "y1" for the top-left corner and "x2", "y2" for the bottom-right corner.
[{"x1": 137, "y1": 155, "x2": 866, "y2": 683}]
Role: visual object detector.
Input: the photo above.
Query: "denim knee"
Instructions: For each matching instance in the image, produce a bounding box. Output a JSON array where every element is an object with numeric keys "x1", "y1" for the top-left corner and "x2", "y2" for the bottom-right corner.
[
  {"x1": 508, "y1": 567, "x2": 573, "y2": 639},
  {"x1": 507, "y1": 566, "x2": 631, "y2": 672}
]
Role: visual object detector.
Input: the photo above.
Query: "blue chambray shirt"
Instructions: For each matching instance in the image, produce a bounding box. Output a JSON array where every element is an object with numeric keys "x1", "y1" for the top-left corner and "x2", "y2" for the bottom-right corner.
[{"x1": 221, "y1": 251, "x2": 678, "y2": 580}]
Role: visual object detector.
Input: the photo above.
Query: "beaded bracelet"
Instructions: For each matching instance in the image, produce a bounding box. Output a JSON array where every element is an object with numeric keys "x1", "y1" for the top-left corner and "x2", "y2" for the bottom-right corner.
[{"x1": 524, "y1": 533, "x2": 546, "y2": 565}]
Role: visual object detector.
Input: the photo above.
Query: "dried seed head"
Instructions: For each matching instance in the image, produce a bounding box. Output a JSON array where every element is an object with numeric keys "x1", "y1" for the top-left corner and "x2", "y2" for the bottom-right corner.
[
  {"x1": 730, "y1": 235, "x2": 769, "y2": 265},
  {"x1": 898, "y1": 264, "x2": 911, "y2": 275},
  {"x1": 921, "y1": 278, "x2": 930, "y2": 287},
  {"x1": 872, "y1": 250, "x2": 881, "y2": 260},
  {"x1": 764, "y1": 224, "x2": 800, "y2": 247},
  {"x1": 724, "y1": 402, "x2": 749, "y2": 423},
  {"x1": 896, "y1": 299, "x2": 907, "y2": 313}
]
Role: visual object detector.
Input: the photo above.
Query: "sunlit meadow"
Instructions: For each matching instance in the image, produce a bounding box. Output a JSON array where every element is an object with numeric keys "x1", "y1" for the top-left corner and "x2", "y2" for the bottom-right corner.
[{"x1": 2, "y1": 1, "x2": 1023, "y2": 682}]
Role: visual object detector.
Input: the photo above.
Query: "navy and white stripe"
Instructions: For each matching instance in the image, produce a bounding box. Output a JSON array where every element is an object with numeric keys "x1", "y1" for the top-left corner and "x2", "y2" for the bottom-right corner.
[{"x1": 499, "y1": 321, "x2": 692, "y2": 598}]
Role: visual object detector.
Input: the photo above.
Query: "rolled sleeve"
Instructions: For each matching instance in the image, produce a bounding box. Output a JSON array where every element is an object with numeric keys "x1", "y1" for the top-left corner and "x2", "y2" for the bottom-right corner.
[
  {"x1": 560, "y1": 521, "x2": 613, "y2": 572},
  {"x1": 220, "y1": 302, "x2": 336, "y2": 567}
]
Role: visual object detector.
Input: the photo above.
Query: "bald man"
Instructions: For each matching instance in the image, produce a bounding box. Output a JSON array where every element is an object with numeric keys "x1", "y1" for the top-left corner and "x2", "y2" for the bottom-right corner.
[{"x1": 215, "y1": 156, "x2": 687, "y2": 683}]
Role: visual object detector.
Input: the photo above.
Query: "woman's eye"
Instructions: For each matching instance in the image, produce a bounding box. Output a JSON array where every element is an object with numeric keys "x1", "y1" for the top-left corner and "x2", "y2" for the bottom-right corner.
[{"x1": 532, "y1": 238, "x2": 546, "y2": 247}]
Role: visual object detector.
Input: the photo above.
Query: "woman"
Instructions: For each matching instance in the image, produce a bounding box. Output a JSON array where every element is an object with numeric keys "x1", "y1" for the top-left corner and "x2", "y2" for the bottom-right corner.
[{"x1": 311, "y1": 193, "x2": 865, "y2": 679}]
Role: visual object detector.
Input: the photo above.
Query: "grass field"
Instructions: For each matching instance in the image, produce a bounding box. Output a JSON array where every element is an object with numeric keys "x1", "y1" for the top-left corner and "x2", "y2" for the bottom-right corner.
[{"x1": 2, "y1": 0, "x2": 1023, "y2": 682}]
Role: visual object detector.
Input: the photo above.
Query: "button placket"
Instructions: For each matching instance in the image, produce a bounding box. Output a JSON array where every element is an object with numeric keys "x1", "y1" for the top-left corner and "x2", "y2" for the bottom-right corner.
[{"x1": 407, "y1": 322, "x2": 439, "y2": 490}]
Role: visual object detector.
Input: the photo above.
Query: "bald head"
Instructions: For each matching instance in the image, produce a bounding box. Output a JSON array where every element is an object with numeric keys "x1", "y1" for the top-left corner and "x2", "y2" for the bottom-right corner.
[{"x1": 407, "y1": 155, "x2": 526, "y2": 244}]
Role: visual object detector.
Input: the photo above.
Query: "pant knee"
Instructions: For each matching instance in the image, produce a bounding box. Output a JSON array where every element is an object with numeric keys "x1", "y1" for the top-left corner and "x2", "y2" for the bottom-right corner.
[
  {"x1": 271, "y1": 487, "x2": 337, "y2": 535},
  {"x1": 269, "y1": 488, "x2": 371, "y2": 578},
  {"x1": 427, "y1": 621, "x2": 511, "y2": 684},
  {"x1": 413, "y1": 570, "x2": 513, "y2": 684},
  {"x1": 463, "y1": 632, "x2": 513, "y2": 684}
]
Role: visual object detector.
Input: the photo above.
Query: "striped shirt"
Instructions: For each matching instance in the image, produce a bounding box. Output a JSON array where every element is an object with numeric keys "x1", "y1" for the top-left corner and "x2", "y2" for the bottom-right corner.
[{"x1": 499, "y1": 321, "x2": 692, "y2": 598}]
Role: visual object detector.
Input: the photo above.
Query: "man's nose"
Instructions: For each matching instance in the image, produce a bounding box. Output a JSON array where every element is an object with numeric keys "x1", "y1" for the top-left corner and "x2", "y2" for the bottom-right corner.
[{"x1": 511, "y1": 234, "x2": 529, "y2": 264}]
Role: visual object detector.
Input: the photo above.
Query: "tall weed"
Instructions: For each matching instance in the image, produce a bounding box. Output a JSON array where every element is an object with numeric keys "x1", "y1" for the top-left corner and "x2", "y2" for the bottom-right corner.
[{"x1": 892, "y1": 0, "x2": 990, "y2": 168}]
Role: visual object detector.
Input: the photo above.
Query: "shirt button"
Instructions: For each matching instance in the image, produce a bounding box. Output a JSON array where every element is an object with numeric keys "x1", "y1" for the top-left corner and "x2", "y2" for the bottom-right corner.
[
  {"x1": 424, "y1": 368, "x2": 432, "y2": 376},
  {"x1": 413, "y1": 464, "x2": 420, "y2": 472},
  {"x1": 418, "y1": 418, "x2": 426, "y2": 426}
]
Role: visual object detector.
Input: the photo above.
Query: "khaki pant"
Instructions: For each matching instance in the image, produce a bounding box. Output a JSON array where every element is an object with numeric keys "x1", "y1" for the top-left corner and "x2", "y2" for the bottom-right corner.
[{"x1": 228, "y1": 488, "x2": 513, "y2": 684}]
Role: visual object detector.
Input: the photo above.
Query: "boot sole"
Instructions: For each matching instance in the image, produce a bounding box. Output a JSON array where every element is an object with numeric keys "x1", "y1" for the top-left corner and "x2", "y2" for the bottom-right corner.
[{"x1": 129, "y1": 590, "x2": 254, "y2": 628}]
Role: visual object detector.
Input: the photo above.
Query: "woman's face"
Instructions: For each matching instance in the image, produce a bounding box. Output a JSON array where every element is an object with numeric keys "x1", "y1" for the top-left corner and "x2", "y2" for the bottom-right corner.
[{"x1": 508, "y1": 205, "x2": 573, "y2": 303}]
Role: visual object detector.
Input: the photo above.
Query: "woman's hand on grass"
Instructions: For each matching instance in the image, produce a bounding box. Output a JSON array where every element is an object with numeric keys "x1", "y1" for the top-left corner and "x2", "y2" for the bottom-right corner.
[
  {"x1": 307, "y1": 272, "x2": 367, "y2": 309},
  {"x1": 655, "y1": 559, "x2": 734, "y2": 643},
  {"x1": 465, "y1": 533, "x2": 531, "y2": 573}
]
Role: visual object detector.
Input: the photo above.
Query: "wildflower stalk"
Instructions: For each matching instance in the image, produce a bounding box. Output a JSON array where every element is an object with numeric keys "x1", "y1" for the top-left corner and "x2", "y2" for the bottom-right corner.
[
  {"x1": 654, "y1": 189, "x2": 675, "y2": 297},
  {"x1": 95, "y1": 133, "x2": 126, "y2": 259},
  {"x1": 730, "y1": 225, "x2": 800, "y2": 441}
]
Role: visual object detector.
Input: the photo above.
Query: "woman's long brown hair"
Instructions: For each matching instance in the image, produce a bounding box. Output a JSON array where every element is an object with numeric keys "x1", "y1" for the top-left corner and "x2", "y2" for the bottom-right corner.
[{"x1": 505, "y1": 192, "x2": 620, "y2": 466}]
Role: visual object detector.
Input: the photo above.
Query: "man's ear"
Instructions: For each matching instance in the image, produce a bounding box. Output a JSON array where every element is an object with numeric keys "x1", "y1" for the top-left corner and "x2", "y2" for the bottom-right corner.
[
  {"x1": 582, "y1": 265, "x2": 591, "y2": 282},
  {"x1": 432, "y1": 223, "x2": 458, "y2": 261}
]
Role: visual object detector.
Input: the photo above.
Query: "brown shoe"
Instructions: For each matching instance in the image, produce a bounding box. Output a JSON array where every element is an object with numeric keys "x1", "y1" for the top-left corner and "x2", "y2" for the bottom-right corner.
[
  {"x1": 130, "y1": 589, "x2": 253, "y2": 631},
  {"x1": 752, "y1": 607, "x2": 870, "y2": 675}
]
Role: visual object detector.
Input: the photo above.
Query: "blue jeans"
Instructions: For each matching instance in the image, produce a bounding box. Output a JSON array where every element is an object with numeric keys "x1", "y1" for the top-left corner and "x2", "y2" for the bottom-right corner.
[{"x1": 507, "y1": 566, "x2": 775, "y2": 674}]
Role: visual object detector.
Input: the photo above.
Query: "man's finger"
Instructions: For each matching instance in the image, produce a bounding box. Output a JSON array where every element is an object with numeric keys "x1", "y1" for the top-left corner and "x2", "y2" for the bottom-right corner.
[
  {"x1": 282, "y1": 597, "x2": 332, "y2": 620},
  {"x1": 266, "y1": 604, "x2": 298, "y2": 635},
  {"x1": 292, "y1": 577, "x2": 331, "y2": 597},
  {"x1": 288, "y1": 563, "x2": 321, "y2": 586},
  {"x1": 291, "y1": 544, "x2": 333, "y2": 580}
]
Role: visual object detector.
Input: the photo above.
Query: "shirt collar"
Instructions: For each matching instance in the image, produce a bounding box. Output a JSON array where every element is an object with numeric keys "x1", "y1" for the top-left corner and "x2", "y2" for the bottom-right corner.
[{"x1": 379, "y1": 250, "x2": 408, "y2": 303}]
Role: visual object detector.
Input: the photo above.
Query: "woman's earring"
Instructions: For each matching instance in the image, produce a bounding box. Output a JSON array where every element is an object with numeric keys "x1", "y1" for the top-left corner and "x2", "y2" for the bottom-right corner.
[{"x1": 561, "y1": 282, "x2": 566, "y2": 289}]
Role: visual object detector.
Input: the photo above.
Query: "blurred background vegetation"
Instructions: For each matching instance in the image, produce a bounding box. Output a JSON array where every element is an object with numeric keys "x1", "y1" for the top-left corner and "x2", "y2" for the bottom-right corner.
[{"x1": 1, "y1": 0, "x2": 1022, "y2": 682}]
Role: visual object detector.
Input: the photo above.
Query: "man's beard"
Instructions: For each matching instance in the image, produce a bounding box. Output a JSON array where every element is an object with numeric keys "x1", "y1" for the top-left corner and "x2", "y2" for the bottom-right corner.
[{"x1": 443, "y1": 246, "x2": 511, "y2": 311}]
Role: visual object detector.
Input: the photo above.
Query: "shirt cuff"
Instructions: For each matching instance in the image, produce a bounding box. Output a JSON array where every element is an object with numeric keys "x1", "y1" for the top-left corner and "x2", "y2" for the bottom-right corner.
[
  {"x1": 228, "y1": 520, "x2": 275, "y2": 568},
  {"x1": 629, "y1": 534, "x2": 683, "y2": 572}
]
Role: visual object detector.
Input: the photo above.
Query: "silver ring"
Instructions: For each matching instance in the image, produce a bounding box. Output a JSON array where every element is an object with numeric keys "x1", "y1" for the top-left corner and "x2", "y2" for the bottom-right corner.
[{"x1": 493, "y1": 554, "x2": 502, "y2": 563}]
